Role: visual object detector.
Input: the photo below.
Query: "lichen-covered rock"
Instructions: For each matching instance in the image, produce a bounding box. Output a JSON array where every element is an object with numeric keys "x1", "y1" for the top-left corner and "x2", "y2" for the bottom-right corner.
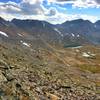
[
  {"x1": 0, "y1": 71, "x2": 7, "y2": 83},
  {"x1": 0, "y1": 43, "x2": 100, "y2": 99}
]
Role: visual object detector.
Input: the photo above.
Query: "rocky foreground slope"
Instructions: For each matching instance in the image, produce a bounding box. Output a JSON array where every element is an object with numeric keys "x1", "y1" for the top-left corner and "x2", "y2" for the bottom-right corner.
[
  {"x1": 0, "y1": 17, "x2": 100, "y2": 100},
  {"x1": 0, "y1": 41, "x2": 100, "y2": 100}
]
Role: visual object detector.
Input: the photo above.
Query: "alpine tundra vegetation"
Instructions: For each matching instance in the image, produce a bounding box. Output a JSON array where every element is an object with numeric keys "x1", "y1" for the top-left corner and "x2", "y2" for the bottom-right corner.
[{"x1": 0, "y1": 0, "x2": 100, "y2": 99}]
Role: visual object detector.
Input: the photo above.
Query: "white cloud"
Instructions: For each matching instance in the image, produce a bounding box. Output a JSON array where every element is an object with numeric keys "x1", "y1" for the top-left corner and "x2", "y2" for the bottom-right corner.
[
  {"x1": 44, "y1": 9, "x2": 99, "y2": 24},
  {"x1": 0, "y1": 5, "x2": 21, "y2": 14},
  {"x1": 72, "y1": 0, "x2": 100, "y2": 8},
  {"x1": 45, "y1": 7, "x2": 57, "y2": 16},
  {"x1": 48, "y1": 0, "x2": 75, "y2": 4},
  {"x1": 48, "y1": 0, "x2": 100, "y2": 8},
  {"x1": 0, "y1": 0, "x2": 45, "y2": 15},
  {"x1": 20, "y1": 2, "x2": 44, "y2": 15},
  {"x1": 0, "y1": 2, "x2": 21, "y2": 14},
  {"x1": 0, "y1": 0, "x2": 100, "y2": 24},
  {"x1": 22, "y1": 0, "x2": 43, "y2": 4},
  {"x1": 46, "y1": 14, "x2": 98, "y2": 24}
]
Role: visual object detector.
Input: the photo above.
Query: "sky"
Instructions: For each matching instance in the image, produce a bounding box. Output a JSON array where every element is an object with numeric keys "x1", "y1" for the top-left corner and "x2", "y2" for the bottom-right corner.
[{"x1": 0, "y1": 0, "x2": 100, "y2": 24}]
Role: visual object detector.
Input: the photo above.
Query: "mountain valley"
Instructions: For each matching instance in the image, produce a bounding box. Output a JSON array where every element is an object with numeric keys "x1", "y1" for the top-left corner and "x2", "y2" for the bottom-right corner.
[{"x1": 0, "y1": 17, "x2": 100, "y2": 99}]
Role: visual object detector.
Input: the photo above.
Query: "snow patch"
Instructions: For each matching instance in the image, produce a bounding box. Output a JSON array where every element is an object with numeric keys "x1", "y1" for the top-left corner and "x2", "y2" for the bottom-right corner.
[
  {"x1": 77, "y1": 34, "x2": 80, "y2": 37},
  {"x1": 0, "y1": 31, "x2": 8, "y2": 37},
  {"x1": 82, "y1": 52, "x2": 90, "y2": 57},
  {"x1": 71, "y1": 33, "x2": 75, "y2": 37},
  {"x1": 82, "y1": 52, "x2": 96, "y2": 58},
  {"x1": 20, "y1": 41, "x2": 30, "y2": 47},
  {"x1": 54, "y1": 28, "x2": 63, "y2": 37},
  {"x1": 87, "y1": 52, "x2": 96, "y2": 56},
  {"x1": 71, "y1": 46, "x2": 82, "y2": 49},
  {"x1": 42, "y1": 22, "x2": 45, "y2": 28},
  {"x1": 18, "y1": 33, "x2": 23, "y2": 37}
]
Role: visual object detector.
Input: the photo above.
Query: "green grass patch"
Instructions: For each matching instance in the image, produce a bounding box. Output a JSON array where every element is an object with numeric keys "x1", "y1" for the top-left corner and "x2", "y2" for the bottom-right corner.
[{"x1": 77, "y1": 64, "x2": 100, "y2": 73}]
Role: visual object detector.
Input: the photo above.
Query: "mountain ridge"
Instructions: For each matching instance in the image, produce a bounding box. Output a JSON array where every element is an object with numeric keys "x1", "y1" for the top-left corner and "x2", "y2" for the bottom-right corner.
[
  {"x1": 1, "y1": 16, "x2": 100, "y2": 24},
  {"x1": 0, "y1": 17, "x2": 100, "y2": 99},
  {"x1": 0, "y1": 17, "x2": 100, "y2": 46}
]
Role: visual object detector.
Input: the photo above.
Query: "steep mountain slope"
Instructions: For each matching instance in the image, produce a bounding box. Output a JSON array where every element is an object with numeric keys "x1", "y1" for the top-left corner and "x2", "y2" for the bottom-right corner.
[
  {"x1": 56, "y1": 19, "x2": 100, "y2": 45},
  {"x1": 0, "y1": 17, "x2": 100, "y2": 99},
  {"x1": 0, "y1": 17, "x2": 62, "y2": 47},
  {"x1": 1, "y1": 17, "x2": 100, "y2": 46},
  {"x1": 11, "y1": 19, "x2": 62, "y2": 44},
  {"x1": 0, "y1": 39, "x2": 100, "y2": 99}
]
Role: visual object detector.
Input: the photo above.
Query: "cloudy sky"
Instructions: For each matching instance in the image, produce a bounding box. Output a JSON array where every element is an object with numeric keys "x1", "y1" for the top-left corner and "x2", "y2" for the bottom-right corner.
[{"x1": 0, "y1": 0, "x2": 100, "y2": 24}]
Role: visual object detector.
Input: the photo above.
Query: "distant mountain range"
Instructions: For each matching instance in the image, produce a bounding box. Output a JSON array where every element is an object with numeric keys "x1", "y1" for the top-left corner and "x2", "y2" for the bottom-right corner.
[{"x1": 0, "y1": 17, "x2": 100, "y2": 47}]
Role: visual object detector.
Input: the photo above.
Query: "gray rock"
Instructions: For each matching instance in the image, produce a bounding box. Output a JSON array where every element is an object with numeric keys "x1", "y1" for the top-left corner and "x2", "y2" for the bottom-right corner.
[
  {"x1": 0, "y1": 60, "x2": 9, "y2": 70},
  {"x1": 0, "y1": 71, "x2": 7, "y2": 83}
]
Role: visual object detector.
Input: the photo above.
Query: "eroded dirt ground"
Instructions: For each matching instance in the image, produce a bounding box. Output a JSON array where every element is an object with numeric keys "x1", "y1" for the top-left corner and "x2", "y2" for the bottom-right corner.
[{"x1": 0, "y1": 42, "x2": 100, "y2": 100}]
